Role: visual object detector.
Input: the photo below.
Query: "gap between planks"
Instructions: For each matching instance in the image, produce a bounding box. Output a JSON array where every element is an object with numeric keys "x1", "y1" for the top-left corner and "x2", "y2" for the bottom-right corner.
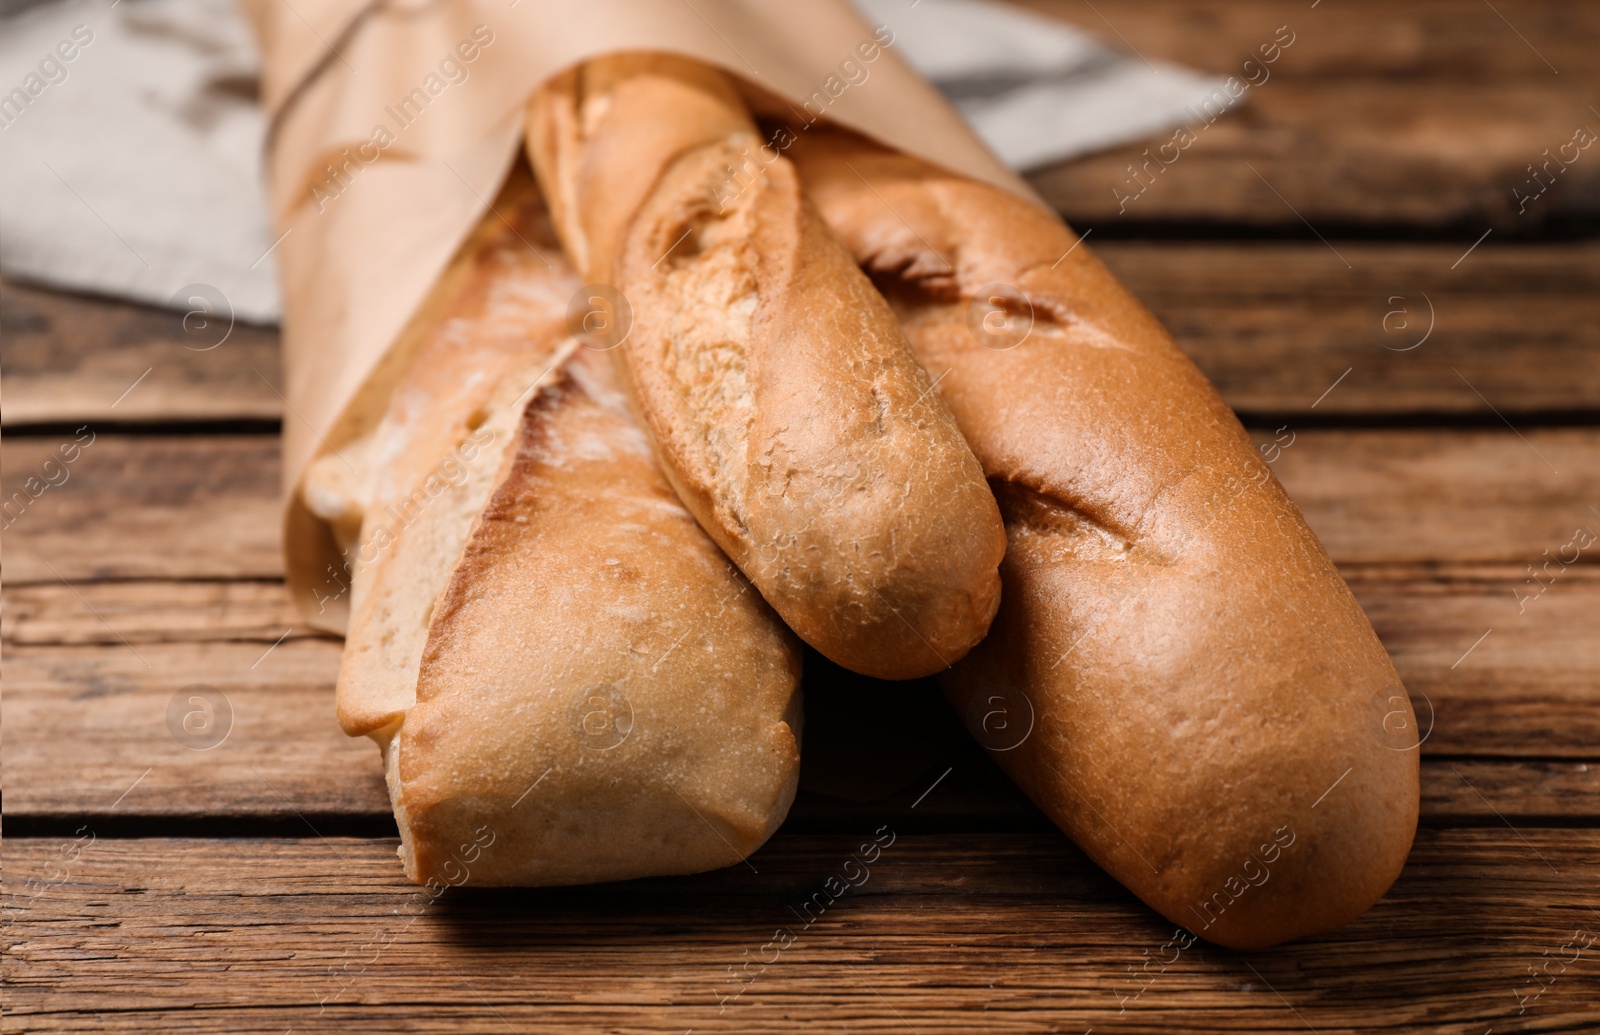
[
  {"x1": 3, "y1": 831, "x2": 1598, "y2": 1035},
  {"x1": 5, "y1": 242, "x2": 1599, "y2": 426},
  {"x1": 6, "y1": 429, "x2": 1600, "y2": 585}
]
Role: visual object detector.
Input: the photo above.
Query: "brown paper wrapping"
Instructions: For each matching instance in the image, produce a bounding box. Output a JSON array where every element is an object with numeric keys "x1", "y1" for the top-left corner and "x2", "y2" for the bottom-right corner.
[{"x1": 242, "y1": 0, "x2": 1040, "y2": 632}]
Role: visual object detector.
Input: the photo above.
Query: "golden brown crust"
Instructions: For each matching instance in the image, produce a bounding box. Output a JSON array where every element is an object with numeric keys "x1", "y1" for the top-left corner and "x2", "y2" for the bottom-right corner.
[
  {"x1": 396, "y1": 347, "x2": 802, "y2": 886},
  {"x1": 526, "y1": 53, "x2": 1006, "y2": 680},
  {"x1": 330, "y1": 176, "x2": 568, "y2": 740},
  {"x1": 527, "y1": 55, "x2": 752, "y2": 285},
  {"x1": 324, "y1": 168, "x2": 802, "y2": 886},
  {"x1": 790, "y1": 127, "x2": 1419, "y2": 948}
]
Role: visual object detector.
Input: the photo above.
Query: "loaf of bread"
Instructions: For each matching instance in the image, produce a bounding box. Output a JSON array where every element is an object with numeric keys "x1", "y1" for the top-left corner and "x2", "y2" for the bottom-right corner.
[
  {"x1": 524, "y1": 54, "x2": 1006, "y2": 680},
  {"x1": 302, "y1": 168, "x2": 802, "y2": 886},
  {"x1": 790, "y1": 128, "x2": 1419, "y2": 948}
]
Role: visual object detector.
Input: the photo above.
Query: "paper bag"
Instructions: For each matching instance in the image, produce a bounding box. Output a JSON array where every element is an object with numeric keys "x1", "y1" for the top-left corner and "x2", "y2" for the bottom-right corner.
[{"x1": 239, "y1": 0, "x2": 1039, "y2": 630}]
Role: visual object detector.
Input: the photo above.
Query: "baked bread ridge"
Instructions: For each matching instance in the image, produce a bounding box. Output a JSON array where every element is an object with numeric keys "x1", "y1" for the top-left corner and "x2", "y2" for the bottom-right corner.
[
  {"x1": 526, "y1": 53, "x2": 1007, "y2": 681},
  {"x1": 394, "y1": 345, "x2": 803, "y2": 886},
  {"x1": 309, "y1": 169, "x2": 802, "y2": 886},
  {"x1": 789, "y1": 128, "x2": 1419, "y2": 949},
  {"x1": 310, "y1": 171, "x2": 571, "y2": 739}
]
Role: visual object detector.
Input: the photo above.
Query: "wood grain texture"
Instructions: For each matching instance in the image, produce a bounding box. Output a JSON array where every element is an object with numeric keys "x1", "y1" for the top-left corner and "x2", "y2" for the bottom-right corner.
[
  {"x1": 1422, "y1": 759, "x2": 1600, "y2": 822},
  {"x1": 1, "y1": 638, "x2": 379, "y2": 818},
  {"x1": 0, "y1": 279, "x2": 281, "y2": 426},
  {"x1": 1016, "y1": 0, "x2": 1595, "y2": 81},
  {"x1": 2, "y1": 580, "x2": 302, "y2": 646},
  {"x1": 7, "y1": 430, "x2": 1595, "y2": 583},
  {"x1": 1268, "y1": 430, "x2": 1599, "y2": 565},
  {"x1": 4, "y1": 6, "x2": 1596, "y2": 1029},
  {"x1": 6, "y1": 245, "x2": 1598, "y2": 431},
  {"x1": 4, "y1": 832, "x2": 1597, "y2": 1033},
  {"x1": 1352, "y1": 567, "x2": 1600, "y2": 756},
  {"x1": 1097, "y1": 242, "x2": 1600, "y2": 416},
  {"x1": 4, "y1": 429, "x2": 1596, "y2": 820},
  {"x1": 2, "y1": 436, "x2": 283, "y2": 583},
  {"x1": 4, "y1": 571, "x2": 1596, "y2": 819},
  {"x1": 1018, "y1": 1, "x2": 1600, "y2": 229}
]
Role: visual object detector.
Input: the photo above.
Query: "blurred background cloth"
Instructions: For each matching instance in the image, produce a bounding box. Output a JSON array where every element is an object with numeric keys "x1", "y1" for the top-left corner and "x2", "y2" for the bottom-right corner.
[{"x1": 0, "y1": 0, "x2": 1227, "y2": 324}]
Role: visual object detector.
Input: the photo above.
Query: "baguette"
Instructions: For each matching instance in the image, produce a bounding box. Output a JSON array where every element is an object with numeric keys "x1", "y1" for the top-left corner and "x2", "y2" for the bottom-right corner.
[
  {"x1": 303, "y1": 168, "x2": 802, "y2": 886},
  {"x1": 790, "y1": 128, "x2": 1419, "y2": 948},
  {"x1": 525, "y1": 54, "x2": 1006, "y2": 680}
]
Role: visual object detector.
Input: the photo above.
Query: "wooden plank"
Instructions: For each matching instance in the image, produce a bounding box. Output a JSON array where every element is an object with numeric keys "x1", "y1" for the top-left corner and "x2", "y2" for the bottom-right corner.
[
  {"x1": 8, "y1": 245, "x2": 1600, "y2": 427},
  {"x1": 1, "y1": 436, "x2": 283, "y2": 583},
  {"x1": 8, "y1": 429, "x2": 1596, "y2": 584},
  {"x1": 0, "y1": 279, "x2": 281, "y2": 426},
  {"x1": 1015, "y1": 0, "x2": 1598, "y2": 82},
  {"x1": 1098, "y1": 242, "x2": 1600, "y2": 416},
  {"x1": 1268, "y1": 430, "x2": 1600, "y2": 565},
  {"x1": 1033, "y1": 84, "x2": 1600, "y2": 229},
  {"x1": 4, "y1": 831, "x2": 1597, "y2": 1033},
  {"x1": 1, "y1": 580, "x2": 301, "y2": 646},
  {"x1": 851, "y1": 755, "x2": 1600, "y2": 827},
  {"x1": 1018, "y1": 1, "x2": 1600, "y2": 228},
  {"x1": 4, "y1": 568, "x2": 1596, "y2": 820},
  {"x1": 0, "y1": 638, "x2": 382, "y2": 819},
  {"x1": 3, "y1": 428, "x2": 1596, "y2": 821},
  {"x1": 1422, "y1": 758, "x2": 1600, "y2": 822},
  {"x1": 1351, "y1": 567, "x2": 1600, "y2": 757}
]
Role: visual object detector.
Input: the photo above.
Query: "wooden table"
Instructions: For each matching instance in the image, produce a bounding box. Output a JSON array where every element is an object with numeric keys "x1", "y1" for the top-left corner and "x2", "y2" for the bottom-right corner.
[{"x1": 4, "y1": 2, "x2": 1598, "y2": 1031}]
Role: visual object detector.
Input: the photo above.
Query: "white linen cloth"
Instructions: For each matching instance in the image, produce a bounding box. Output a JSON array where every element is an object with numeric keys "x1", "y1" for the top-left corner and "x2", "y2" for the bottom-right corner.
[{"x1": 0, "y1": 0, "x2": 1226, "y2": 322}]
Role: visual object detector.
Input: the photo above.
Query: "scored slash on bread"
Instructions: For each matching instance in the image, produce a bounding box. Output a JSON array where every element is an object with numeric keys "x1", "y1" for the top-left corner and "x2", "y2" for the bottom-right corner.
[
  {"x1": 526, "y1": 54, "x2": 1006, "y2": 680},
  {"x1": 302, "y1": 168, "x2": 801, "y2": 886},
  {"x1": 298, "y1": 52, "x2": 1416, "y2": 943},
  {"x1": 788, "y1": 126, "x2": 1420, "y2": 949}
]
